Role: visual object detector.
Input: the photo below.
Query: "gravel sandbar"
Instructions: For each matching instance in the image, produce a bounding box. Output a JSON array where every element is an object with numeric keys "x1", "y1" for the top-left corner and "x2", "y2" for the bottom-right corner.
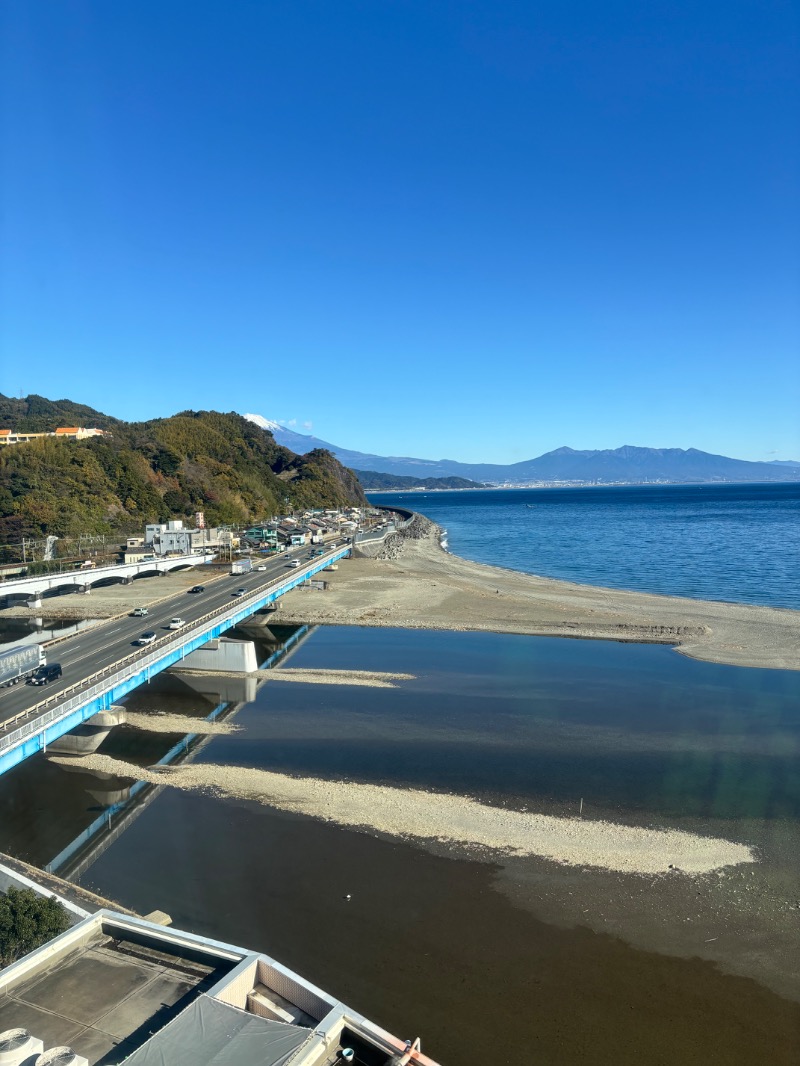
[
  {"x1": 59, "y1": 754, "x2": 756, "y2": 876},
  {"x1": 124, "y1": 712, "x2": 238, "y2": 735},
  {"x1": 263, "y1": 668, "x2": 416, "y2": 688}
]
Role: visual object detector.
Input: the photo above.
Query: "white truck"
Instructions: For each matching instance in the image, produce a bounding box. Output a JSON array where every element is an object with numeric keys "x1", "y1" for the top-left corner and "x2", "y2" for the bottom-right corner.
[
  {"x1": 0, "y1": 645, "x2": 46, "y2": 687},
  {"x1": 230, "y1": 558, "x2": 253, "y2": 575}
]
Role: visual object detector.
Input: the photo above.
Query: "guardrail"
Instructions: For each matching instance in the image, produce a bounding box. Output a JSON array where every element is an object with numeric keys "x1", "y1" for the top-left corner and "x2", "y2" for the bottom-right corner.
[
  {"x1": 0, "y1": 553, "x2": 208, "y2": 590},
  {"x1": 0, "y1": 546, "x2": 349, "y2": 754}
]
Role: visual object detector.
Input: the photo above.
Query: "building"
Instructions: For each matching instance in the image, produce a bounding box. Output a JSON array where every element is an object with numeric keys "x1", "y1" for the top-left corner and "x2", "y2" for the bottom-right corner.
[
  {"x1": 122, "y1": 545, "x2": 156, "y2": 564},
  {"x1": 0, "y1": 861, "x2": 438, "y2": 1066},
  {"x1": 243, "y1": 526, "x2": 279, "y2": 548},
  {"x1": 0, "y1": 427, "x2": 106, "y2": 447},
  {"x1": 143, "y1": 522, "x2": 236, "y2": 557}
]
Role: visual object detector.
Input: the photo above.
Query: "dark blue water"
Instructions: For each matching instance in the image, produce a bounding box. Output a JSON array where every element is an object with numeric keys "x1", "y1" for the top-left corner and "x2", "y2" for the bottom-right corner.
[{"x1": 370, "y1": 483, "x2": 800, "y2": 609}]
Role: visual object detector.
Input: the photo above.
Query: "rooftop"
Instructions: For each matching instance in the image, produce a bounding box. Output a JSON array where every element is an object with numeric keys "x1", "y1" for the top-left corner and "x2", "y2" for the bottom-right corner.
[
  {"x1": 0, "y1": 908, "x2": 439, "y2": 1066},
  {"x1": 0, "y1": 924, "x2": 228, "y2": 1064}
]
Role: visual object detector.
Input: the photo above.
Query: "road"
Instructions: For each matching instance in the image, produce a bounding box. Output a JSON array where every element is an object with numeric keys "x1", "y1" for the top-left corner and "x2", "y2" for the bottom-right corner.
[{"x1": 0, "y1": 544, "x2": 339, "y2": 728}]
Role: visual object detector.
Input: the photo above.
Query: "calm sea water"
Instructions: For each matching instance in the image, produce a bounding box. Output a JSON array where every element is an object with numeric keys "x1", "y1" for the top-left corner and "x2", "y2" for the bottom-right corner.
[{"x1": 370, "y1": 482, "x2": 800, "y2": 609}]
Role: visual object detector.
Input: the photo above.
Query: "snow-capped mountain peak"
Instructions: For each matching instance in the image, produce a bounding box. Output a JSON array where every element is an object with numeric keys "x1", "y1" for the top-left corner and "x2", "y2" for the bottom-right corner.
[{"x1": 244, "y1": 413, "x2": 282, "y2": 433}]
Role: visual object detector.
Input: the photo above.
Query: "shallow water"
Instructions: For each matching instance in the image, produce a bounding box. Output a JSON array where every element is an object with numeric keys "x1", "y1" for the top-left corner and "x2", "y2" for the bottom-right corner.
[
  {"x1": 2, "y1": 626, "x2": 798, "y2": 1063},
  {"x1": 0, "y1": 616, "x2": 102, "y2": 647}
]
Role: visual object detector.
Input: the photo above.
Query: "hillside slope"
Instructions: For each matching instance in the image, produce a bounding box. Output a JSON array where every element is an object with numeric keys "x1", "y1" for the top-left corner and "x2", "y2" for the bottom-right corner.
[
  {"x1": 354, "y1": 470, "x2": 486, "y2": 490},
  {"x1": 0, "y1": 398, "x2": 366, "y2": 543}
]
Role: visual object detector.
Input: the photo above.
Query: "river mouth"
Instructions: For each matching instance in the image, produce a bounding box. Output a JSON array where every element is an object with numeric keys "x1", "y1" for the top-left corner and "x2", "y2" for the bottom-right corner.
[{"x1": 1, "y1": 625, "x2": 799, "y2": 1064}]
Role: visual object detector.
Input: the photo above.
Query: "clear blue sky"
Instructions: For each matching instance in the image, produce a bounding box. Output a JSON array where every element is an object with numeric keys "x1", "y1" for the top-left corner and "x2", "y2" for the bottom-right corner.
[{"x1": 2, "y1": 1, "x2": 798, "y2": 463}]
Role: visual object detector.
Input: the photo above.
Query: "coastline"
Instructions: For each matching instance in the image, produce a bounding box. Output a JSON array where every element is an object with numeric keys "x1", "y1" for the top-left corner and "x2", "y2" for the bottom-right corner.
[{"x1": 279, "y1": 513, "x2": 800, "y2": 671}]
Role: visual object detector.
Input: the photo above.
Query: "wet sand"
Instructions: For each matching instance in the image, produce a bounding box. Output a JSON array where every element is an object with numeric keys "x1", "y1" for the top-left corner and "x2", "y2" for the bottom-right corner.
[{"x1": 278, "y1": 516, "x2": 800, "y2": 671}]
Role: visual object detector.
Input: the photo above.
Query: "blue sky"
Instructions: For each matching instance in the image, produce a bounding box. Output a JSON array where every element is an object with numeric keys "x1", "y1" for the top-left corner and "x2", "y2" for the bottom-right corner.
[{"x1": 1, "y1": 1, "x2": 798, "y2": 463}]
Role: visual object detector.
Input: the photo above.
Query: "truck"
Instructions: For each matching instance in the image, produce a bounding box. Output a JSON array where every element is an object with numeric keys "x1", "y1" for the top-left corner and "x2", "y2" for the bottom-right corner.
[
  {"x1": 230, "y1": 558, "x2": 253, "y2": 575},
  {"x1": 0, "y1": 645, "x2": 46, "y2": 687}
]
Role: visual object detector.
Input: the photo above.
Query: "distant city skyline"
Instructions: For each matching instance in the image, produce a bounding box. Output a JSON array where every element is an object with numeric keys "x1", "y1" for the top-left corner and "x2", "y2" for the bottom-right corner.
[{"x1": 1, "y1": 2, "x2": 797, "y2": 464}]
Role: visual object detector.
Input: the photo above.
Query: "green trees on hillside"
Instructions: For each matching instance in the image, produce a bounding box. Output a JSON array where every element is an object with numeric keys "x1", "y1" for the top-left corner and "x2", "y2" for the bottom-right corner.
[{"x1": 0, "y1": 402, "x2": 366, "y2": 542}]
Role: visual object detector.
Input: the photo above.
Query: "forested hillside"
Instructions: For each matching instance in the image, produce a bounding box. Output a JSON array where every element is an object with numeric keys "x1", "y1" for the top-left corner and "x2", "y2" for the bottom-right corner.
[
  {"x1": 354, "y1": 470, "x2": 486, "y2": 490},
  {"x1": 0, "y1": 397, "x2": 366, "y2": 543}
]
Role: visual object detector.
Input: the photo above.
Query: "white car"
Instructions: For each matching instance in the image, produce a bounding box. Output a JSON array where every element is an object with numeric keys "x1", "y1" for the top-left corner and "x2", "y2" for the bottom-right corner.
[
  {"x1": 136, "y1": 631, "x2": 157, "y2": 645},
  {"x1": 256, "y1": 565, "x2": 266, "y2": 571},
  {"x1": 287, "y1": 560, "x2": 300, "y2": 568},
  {"x1": 168, "y1": 617, "x2": 186, "y2": 629}
]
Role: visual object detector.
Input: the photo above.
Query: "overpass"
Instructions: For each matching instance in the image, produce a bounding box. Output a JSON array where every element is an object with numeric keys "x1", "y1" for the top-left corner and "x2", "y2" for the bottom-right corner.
[
  {"x1": 0, "y1": 544, "x2": 351, "y2": 778},
  {"x1": 0, "y1": 554, "x2": 211, "y2": 605}
]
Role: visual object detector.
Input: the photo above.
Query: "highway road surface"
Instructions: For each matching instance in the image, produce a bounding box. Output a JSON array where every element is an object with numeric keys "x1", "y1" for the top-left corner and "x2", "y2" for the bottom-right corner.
[{"x1": 0, "y1": 544, "x2": 341, "y2": 729}]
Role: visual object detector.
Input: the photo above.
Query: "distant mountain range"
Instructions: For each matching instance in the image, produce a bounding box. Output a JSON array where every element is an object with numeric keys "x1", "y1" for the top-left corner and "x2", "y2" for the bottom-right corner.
[{"x1": 243, "y1": 415, "x2": 800, "y2": 485}]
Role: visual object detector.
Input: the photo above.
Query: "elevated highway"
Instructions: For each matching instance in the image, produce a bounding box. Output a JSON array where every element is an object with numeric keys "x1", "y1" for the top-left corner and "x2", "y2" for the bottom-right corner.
[
  {"x1": 0, "y1": 543, "x2": 350, "y2": 777},
  {"x1": 0, "y1": 553, "x2": 210, "y2": 605}
]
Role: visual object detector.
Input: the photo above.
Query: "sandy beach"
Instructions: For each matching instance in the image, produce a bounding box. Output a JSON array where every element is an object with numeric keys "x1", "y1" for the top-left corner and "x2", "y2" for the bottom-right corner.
[{"x1": 278, "y1": 515, "x2": 800, "y2": 671}]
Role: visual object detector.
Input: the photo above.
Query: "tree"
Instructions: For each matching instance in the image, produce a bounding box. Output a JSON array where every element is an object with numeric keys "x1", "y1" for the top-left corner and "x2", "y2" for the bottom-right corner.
[{"x1": 0, "y1": 887, "x2": 70, "y2": 966}]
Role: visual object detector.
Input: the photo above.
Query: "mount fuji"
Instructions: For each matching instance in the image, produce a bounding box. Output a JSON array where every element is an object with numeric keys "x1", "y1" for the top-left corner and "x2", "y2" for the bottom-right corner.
[{"x1": 242, "y1": 414, "x2": 800, "y2": 485}]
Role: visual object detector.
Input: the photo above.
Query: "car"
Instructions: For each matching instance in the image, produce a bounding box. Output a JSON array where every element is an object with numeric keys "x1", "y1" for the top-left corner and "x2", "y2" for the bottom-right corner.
[
  {"x1": 168, "y1": 617, "x2": 186, "y2": 629},
  {"x1": 131, "y1": 607, "x2": 149, "y2": 617},
  {"x1": 136, "y1": 631, "x2": 157, "y2": 645},
  {"x1": 189, "y1": 585, "x2": 205, "y2": 593},
  {"x1": 287, "y1": 560, "x2": 300, "y2": 568},
  {"x1": 233, "y1": 588, "x2": 247, "y2": 597},
  {"x1": 256, "y1": 565, "x2": 266, "y2": 571},
  {"x1": 27, "y1": 663, "x2": 62, "y2": 686}
]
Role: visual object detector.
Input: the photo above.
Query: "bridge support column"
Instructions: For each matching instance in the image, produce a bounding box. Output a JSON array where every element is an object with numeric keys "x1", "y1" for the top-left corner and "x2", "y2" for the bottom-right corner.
[
  {"x1": 180, "y1": 637, "x2": 258, "y2": 674},
  {"x1": 46, "y1": 706, "x2": 127, "y2": 757},
  {"x1": 26, "y1": 597, "x2": 42, "y2": 609}
]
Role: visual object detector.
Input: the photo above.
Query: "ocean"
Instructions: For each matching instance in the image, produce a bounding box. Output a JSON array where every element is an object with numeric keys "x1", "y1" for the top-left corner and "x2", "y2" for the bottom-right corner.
[
  {"x1": 1, "y1": 484, "x2": 799, "y2": 1063},
  {"x1": 369, "y1": 482, "x2": 800, "y2": 609}
]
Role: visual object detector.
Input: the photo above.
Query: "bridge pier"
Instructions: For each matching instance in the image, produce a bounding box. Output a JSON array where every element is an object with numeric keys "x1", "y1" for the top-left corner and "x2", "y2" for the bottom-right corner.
[
  {"x1": 181, "y1": 637, "x2": 258, "y2": 674},
  {"x1": 46, "y1": 706, "x2": 127, "y2": 757},
  {"x1": 171, "y1": 671, "x2": 258, "y2": 705},
  {"x1": 26, "y1": 597, "x2": 43, "y2": 609}
]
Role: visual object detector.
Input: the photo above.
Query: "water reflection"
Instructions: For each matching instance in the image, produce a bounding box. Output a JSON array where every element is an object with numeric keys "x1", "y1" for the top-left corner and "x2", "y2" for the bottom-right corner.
[
  {"x1": 0, "y1": 616, "x2": 102, "y2": 647},
  {"x1": 0, "y1": 624, "x2": 314, "y2": 874}
]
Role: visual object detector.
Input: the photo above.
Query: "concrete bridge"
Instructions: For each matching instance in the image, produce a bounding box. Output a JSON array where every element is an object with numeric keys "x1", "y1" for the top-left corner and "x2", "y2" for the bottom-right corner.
[
  {"x1": 0, "y1": 554, "x2": 211, "y2": 606},
  {"x1": 0, "y1": 545, "x2": 351, "y2": 777}
]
